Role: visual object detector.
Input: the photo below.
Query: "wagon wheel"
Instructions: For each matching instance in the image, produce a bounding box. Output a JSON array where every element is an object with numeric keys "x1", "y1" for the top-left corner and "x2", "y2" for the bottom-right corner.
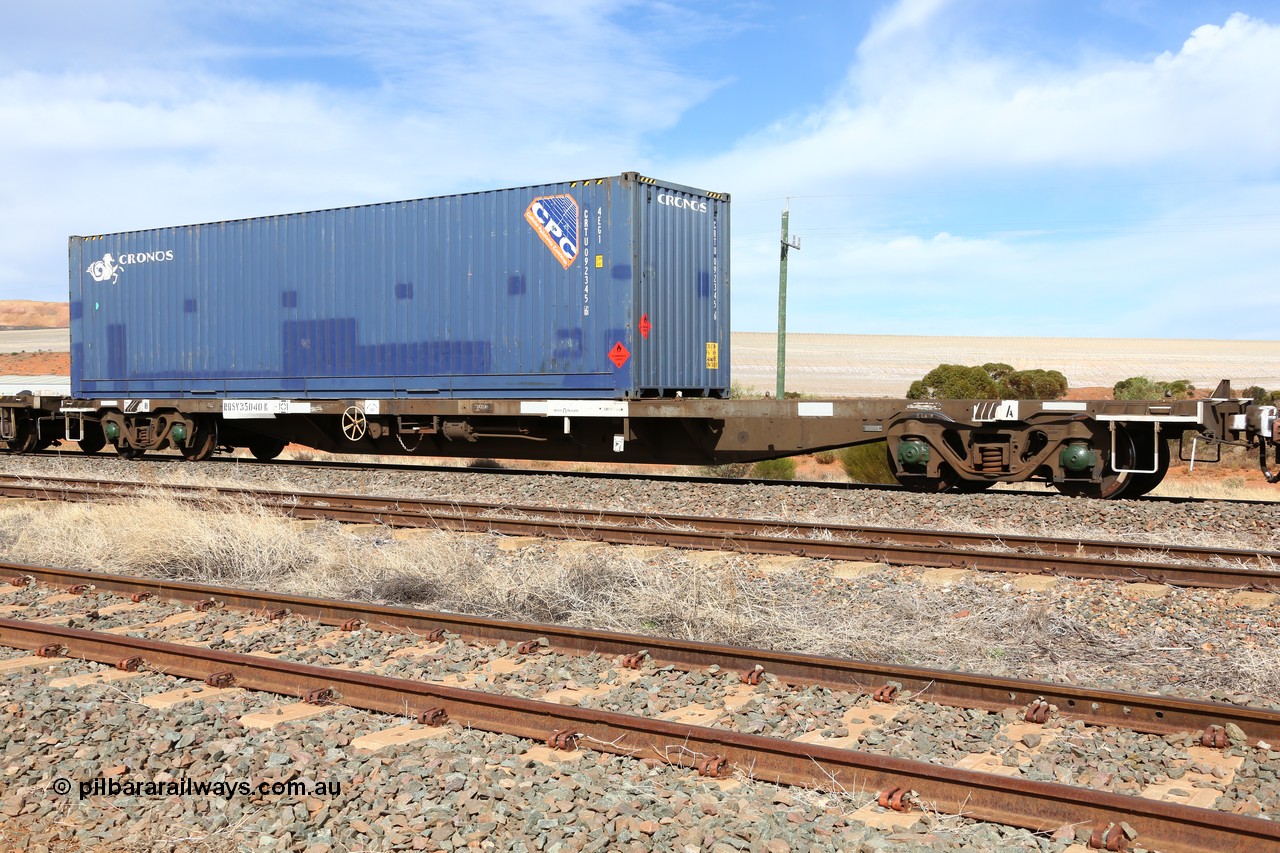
[
  {"x1": 341, "y1": 406, "x2": 368, "y2": 442},
  {"x1": 78, "y1": 423, "x2": 106, "y2": 455},
  {"x1": 887, "y1": 446, "x2": 959, "y2": 493},
  {"x1": 1121, "y1": 437, "x2": 1170, "y2": 498},
  {"x1": 179, "y1": 417, "x2": 217, "y2": 461},
  {"x1": 1055, "y1": 427, "x2": 1137, "y2": 500},
  {"x1": 249, "y1": 436, "x2": 287, "y2": 461},
  {"x1": 4, "y1": 419, "x2": 38, "y2": 454}
]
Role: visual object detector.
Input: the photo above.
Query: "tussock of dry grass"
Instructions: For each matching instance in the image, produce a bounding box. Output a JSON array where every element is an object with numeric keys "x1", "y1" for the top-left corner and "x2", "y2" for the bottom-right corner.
[{"x1": 1, "y1": 493, "x2": 316, "y2": 585}]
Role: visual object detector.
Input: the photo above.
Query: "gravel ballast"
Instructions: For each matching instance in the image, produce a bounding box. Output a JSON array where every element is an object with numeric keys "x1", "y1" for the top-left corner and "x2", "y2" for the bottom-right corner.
[
  {"x1": 1, "y1": 662, "x2": 1082, "y2": 852},
  {"x1": 2, "y1": 453, "x2": 1277, "y2": 550},
  {"x1": 1, "y1": 453, "x2": 1277, "y2": 850}
]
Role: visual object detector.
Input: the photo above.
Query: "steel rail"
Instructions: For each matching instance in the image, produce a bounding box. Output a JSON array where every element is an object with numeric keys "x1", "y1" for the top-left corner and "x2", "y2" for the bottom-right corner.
[
  {"x1": 2, "y1": 475, "x2": 1279, "y2": 591},
  {"x1": 3, "y1": 472, "x2": 1276, "y2": 566},
  {"x1": 6, "y1": 561, "x2": 1279, "y2": 746},
  {"x1": 25, "y1": 449, "x2": 1280, "y2": 507},
  {"x1": 0, "y1": 616, "x2": 1273, "y2": 853}
]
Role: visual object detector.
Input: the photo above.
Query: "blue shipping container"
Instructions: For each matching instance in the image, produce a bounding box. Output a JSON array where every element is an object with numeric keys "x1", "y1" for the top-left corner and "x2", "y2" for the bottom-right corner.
[{"x1": 69, "y1": 172, "x2": 729, "y2": 400}]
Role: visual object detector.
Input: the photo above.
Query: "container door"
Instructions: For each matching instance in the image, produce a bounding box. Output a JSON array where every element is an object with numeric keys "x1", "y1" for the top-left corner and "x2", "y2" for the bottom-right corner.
[{"x1": 632, "y1": 181, "x2": 729, "y2": 396}]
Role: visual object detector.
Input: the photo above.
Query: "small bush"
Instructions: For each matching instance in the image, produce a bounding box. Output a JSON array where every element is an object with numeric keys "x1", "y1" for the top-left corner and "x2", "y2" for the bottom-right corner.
[
  {"x1": 839, "y1": 441, "x2": 897, "y2": 484},
  {"x1": 728, "y1": 382, "x2": 766, "y2": 399},
  {"x1": 1242, "y1": 386, "x2": 1280, "y2": 406},
  {"x1": 908, "y1": 364, "x2": 998, "y2": 400},
  {"x1": 702, "y1": 462, "x2": 752, "y2": 478},
  {"x1": 750, "y1": 457, "x2": 797, "y2": 480},
  {"x1": 907, "y1": 363, "x2": 1068, "y2": 400},
  {"x1": 1113, "y1": 377, "x2": 1195, "y2": 400},
  {"x1": 1003, "y1": 368, "x2": 1068, "y2": 400},
  {"x1": 814, "y1": 450, "x2": 837, "y2": 465}
]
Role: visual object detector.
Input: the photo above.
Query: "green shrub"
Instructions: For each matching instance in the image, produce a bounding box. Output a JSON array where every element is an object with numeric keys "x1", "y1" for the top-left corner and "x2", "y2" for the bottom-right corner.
[
  {"x1": 907, "y1": 364, "x2": 999, "y2": 400},
  {"x1": 1002, "y1": 368, "x2": 1068, "y2": 400},
  {"x1": 907, "y1": 363, "x2": 1068, "y2": 400},
  {"x1": 1113, "y1": 377, "x2": 1195, "y2": 400},
  {"x1": 813, "y1": 450, "x2": 837, "y2": 465},
  {"x1": 750, "y1": 457, "x2": 797, "y2": 480},
  {"x1": 1242, "y1": 386, "x2": 1280, "y2": 405},
  {"x1": 839, "y1": 441, "x2": 897, "y2": 484}
]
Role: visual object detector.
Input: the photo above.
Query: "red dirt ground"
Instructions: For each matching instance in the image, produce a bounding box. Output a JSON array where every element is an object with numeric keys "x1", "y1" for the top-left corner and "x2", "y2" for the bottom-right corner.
[{"x1": 0, "y1": 351, "x2": 68, "y2": 375}]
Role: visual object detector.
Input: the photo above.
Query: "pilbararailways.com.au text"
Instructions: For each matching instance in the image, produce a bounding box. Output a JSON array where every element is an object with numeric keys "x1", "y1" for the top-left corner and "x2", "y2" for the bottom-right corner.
[{"x1": 52, "y1": 776, "x2": 342, "y2": 800}]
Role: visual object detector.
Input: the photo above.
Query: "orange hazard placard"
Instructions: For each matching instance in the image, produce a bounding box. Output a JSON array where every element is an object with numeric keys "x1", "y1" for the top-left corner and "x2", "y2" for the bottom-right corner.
[
  {"x1": 639, "y1": 313, "x2": 652, "y2": 339},
  {"x1": 608, "y1": 341, "x2": 630, "y2": 368}
]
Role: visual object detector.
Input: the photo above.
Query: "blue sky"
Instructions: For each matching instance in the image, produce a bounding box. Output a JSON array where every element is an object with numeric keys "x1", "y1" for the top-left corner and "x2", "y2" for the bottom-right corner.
[{"x1": 2, "y1": 0, "x2": 1278, "y2": 339}]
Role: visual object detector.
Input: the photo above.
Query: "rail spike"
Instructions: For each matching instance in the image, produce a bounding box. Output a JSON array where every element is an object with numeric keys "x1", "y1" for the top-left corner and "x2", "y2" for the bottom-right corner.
[
  {"x1": 873, "y1": 682, "x2": 900, "y2": 703},
  {"x1": 205, "y1": 672, "x2": 236, "y2": 688},
  {"x1": 1200, "y1": 725, "x2": 1228, "y2": 749},
  {"x1": 695, "y1": 756, "x2": 728, "y2": 778},
  {"x1": 1088, "y1": 822, "x2": 1131, "y2": 851},
  {"x1": 416, "y1": 707, "x2": 448, "y2": 727},
  {"x1": 877, "y1": 786, "x2": 913, "y2": 812},
  {"x1": 546, "y1": 730, "x2": 580, "y2": 751},
  {"x1": 1024, "y1": 698, "x2": 1053, "y2": 724}
]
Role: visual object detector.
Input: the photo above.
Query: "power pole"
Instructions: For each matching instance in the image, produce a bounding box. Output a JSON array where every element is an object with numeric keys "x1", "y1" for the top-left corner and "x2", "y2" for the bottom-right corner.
[{"x1": 776, "y1": 201, "x2": 801, "y2": 399}]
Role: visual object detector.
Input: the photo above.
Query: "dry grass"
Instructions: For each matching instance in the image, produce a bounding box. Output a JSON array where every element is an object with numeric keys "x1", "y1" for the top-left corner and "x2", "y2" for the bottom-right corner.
[
  {"x1": 1150, "y1": 476, "x2": 1280, "y2": 502},
  {"x1": 1, "y1": 492, "x2": 1276, "y2": 703},
  {"x1": 935, "y1": 514, "x2": 1280, "y2": 553}
]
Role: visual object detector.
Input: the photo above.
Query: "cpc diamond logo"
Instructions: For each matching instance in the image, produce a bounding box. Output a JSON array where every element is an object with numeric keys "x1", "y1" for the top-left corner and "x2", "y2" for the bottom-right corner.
[
  {"x1": 86, "y1": 253, "x2": 122, "y2": 284},
  {"x1": 524, "y1": 194, "x2": 579, "y2": 269}
]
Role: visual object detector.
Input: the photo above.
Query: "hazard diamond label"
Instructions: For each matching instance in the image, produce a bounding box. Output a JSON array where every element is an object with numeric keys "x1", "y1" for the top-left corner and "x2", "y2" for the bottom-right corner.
[
  {"x1": 639, "y1": 313, "x2": 652, "y2": 339},
  {"x1": 608, "y1": 341, "x2": 630, "y2": 368}
]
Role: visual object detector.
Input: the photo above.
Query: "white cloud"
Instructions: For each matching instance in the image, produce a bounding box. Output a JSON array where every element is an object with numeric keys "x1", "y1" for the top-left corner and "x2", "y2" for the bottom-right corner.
[
  {"x1": 0, "y1": 2, "x2": 722, "y2": 300},
  {"x1": 687, "y1": 8, "x2": 1280, "y2": 339},
  {"x1": 702, "y1": 12, "x2": 1280, "y2": 195}
]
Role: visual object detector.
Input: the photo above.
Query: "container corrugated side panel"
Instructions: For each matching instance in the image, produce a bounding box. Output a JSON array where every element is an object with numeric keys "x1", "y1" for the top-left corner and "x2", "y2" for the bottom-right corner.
[
  {"x1": 631, "y1": 178, "x2": 729, "y2": 395},
  {"x1": 70, "y1": 177, "x2": 652, "y2": 399}
]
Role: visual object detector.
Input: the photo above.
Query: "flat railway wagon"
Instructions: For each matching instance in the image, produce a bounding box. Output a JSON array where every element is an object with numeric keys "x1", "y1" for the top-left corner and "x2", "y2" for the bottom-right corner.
[{"x1": 0, "y1": 172, "x2": 1277, "y2": 498}]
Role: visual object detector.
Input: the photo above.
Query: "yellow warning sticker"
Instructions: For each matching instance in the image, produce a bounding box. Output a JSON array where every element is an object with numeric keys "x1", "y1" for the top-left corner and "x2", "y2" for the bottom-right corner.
[
  {"x1": 705, "y1": 342, "x2": 719, "y2": 370},
  {"x1": 595, "y1": 254, "x2": 604, "y2": 268}
]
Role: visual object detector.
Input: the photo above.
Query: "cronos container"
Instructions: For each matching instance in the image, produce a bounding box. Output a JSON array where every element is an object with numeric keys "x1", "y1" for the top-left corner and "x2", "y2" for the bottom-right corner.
[{"x1": 68, "y1": 172, "x2": 730, "y2": 400}]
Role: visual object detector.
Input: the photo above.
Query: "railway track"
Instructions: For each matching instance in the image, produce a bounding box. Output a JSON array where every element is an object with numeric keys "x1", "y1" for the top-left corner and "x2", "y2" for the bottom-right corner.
[
  {"x1": 3, "y1": 565, "x2": 1279, "y2": 852},
  {"x1": 2, "y1": 473, "x2": 1278, "y2": 591},
  {"x1": 22, "y1": 447, "x2": 1280, "y2": 506}
]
